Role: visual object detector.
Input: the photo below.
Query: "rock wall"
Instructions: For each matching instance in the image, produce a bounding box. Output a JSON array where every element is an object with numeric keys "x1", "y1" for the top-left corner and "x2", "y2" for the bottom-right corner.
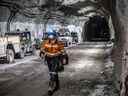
[
  {"x1": 0, "y1": 6, "x2": 44, "y2": 38},
  {"x1": 0, "y1": 6, "x2": 10, "y2": 34},
  {"x1": 107, "y1": 0, "x2": 128, "y2": 96},
  {"x1": 116, "y1": 1, "x2": 128, "y2": 96}
]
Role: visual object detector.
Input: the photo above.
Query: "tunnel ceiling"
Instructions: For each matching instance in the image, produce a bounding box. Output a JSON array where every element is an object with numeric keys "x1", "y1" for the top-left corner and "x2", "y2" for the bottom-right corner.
[{"x1": 0, "y1": 0, "x2": 110, "y2": 22}]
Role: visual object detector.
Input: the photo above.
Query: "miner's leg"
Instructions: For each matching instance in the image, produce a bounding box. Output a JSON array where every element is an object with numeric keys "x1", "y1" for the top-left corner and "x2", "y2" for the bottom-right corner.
[{"x1": 47, "y1": 57, "x2": 60, "y2": 95}]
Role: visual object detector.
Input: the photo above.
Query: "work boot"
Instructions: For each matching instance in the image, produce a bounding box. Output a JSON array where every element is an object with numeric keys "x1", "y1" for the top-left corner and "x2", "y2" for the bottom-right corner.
[
  {"x1": 48, "y1": 87, "x2": 53, "y2": 96},
  {"x1": 48, "y1": 88, "x2": 54, "y2": 96},
  {"x1": 48, "y1": 81, "x2": 56, "y2": 96}
]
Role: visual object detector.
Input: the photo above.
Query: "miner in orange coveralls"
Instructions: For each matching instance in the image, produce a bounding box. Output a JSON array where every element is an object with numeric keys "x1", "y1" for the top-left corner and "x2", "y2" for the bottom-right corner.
[{"x1": 40, "y1": 31, "x2": 64, "y2": 95}]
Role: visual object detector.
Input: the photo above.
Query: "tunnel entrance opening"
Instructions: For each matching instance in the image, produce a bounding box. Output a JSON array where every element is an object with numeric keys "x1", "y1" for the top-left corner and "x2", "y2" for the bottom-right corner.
[{"x1": 82, "y1": 15, "x2": 111, "y2": 42}]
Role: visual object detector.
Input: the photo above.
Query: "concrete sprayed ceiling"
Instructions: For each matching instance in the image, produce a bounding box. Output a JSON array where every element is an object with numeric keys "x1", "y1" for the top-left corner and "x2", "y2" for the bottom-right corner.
[
  {"x1": 0, "y1": 0, "x2": 111, "y2": 26},
  {"x1": 0, "y1": 0, "x2": 106, "y2": 17}
]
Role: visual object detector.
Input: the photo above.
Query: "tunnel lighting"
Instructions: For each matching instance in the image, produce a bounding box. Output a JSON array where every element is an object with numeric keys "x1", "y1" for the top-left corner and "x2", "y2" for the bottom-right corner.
[
  {"x1": 78, "y1": 6, "x2": 95, "y2": 14},
  {"x1": 85, "y1": 12, "x2": 97, "y2": 17},
  {"x1": 90, "y1": 0, "x2": 101, "y2": 3},
  {"x1": 62, "y1": 0, "x2": 85, "y2": 5}
]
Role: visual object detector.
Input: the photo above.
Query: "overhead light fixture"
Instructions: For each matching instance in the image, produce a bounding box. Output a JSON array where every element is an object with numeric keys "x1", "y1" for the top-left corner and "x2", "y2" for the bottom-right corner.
[
  {"x1": 90, "y1": 0, "x2": 101, "y2": 3},
  {"x1": 85, "y1": 12, "x2": 97, "y2": 17},
  {"x1": 78, "y1": 6, "x2": 95, "y2": 14}
]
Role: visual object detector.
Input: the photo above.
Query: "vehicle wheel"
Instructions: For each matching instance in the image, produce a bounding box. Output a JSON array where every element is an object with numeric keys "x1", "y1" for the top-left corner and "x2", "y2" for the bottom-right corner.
[
  {"x1": 19, "y1": 49, "x2": 25, "y2": 59},
  {"x1": 6, "y1": 49, "x2": 15, "y2": 63}
]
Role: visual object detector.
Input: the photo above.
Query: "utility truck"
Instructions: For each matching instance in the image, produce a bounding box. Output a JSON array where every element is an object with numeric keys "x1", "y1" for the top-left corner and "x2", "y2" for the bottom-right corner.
[
  {"x1": 0, "y1": 31, "x2": 35, "y2": 63},
  {"x1": 58, "y1": 28, "x2": 72, "y2": 47},
  {"x1": 0, "y1": 35, "x2": 20, "y2": 63}
]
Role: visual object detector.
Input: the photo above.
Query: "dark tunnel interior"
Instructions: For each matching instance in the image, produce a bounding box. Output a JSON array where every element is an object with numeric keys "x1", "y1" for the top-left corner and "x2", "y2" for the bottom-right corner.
[{"x1": 82, "y1": 15, "x2": 110, "y2": 42}]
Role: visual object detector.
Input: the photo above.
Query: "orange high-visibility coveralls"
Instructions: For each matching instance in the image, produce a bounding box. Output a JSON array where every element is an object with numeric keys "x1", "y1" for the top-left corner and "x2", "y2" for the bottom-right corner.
[
  {"x1": 40, "y1": 39, "x2": 64, "y2": 56},
  {"x1": 40, "y1": 39, "x2": 64, "y2": 93}
]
